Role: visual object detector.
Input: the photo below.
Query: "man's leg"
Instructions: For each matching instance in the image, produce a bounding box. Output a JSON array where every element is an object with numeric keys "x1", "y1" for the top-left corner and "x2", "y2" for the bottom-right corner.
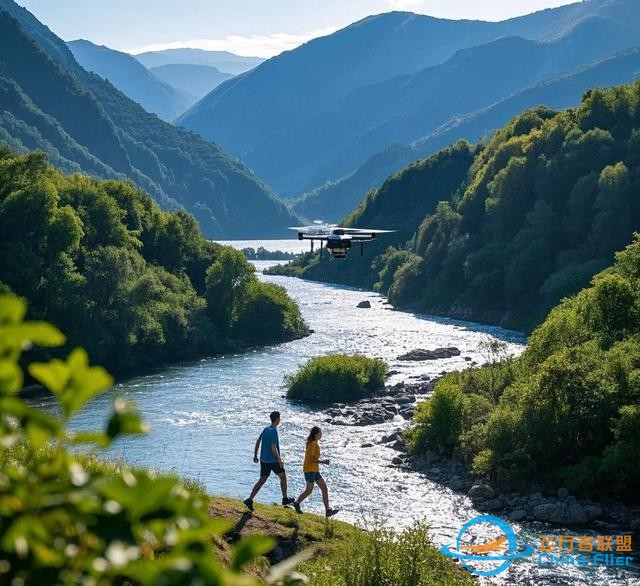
[
  {"x1": 248, "y1": 475, "x2": 268, "y2": 501},
  {"x1": 277, "y1": 471, "x2": 288, "y2": 499}
]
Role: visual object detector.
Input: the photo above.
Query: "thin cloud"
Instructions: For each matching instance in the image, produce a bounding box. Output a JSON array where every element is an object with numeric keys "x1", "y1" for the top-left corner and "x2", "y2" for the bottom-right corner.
[{"x1": 127, "y1": 27, "x2": 338, "y2": 58}]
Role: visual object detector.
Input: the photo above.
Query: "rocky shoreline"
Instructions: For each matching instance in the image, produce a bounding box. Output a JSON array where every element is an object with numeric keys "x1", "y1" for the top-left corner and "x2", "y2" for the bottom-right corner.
[{"x1": 320, "y1": 369, "x2": 640, "y2": 534}]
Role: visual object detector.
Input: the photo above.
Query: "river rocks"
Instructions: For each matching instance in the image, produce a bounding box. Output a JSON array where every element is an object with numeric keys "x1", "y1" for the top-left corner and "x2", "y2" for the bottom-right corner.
[
  {"x1": 321, "y1": 380, "x2": 435, "y2": 427},
  {"x1": 390, "y1": 439, "x2": 406, "y2": 451},
  {"x1": 360, "y1": 442, "x2": 374, "y2": 448},
  {"x1": 533, "y1": 503, "x2": 565, "y2": 523},
  {"x1": 397, "y1": 347, "x2": 461, "y2": 361},
  {"x1": 357, "y1": 300, "x2": 371, "y2": 308},
  {"x1": 557, "y1": 487, "x2": 569, "y2": 500},
  {"x1": 567, "y1": 503, "x2": 588, "y2": 524},
  {"x1": 468, "y1": 484, "x2": 495, "y2": 503},
  {"x1": 395, "y1": 395, "x2": 414, "y2": 404},
  {"x1": 509, "y1": 509, "x2": 528, "y2": 521},
  {"x1": 381, "y1": 432, "x2": 401, "y2": 444},
  {"x1": 391, "y1": 456, "x2": 404, "y2": 465}
]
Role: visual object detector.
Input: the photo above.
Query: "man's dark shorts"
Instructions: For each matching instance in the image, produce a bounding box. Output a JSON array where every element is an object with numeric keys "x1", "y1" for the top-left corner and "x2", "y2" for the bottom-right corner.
[{"x1": 260, "y1": 462, "x2": 285, "y2": 477}]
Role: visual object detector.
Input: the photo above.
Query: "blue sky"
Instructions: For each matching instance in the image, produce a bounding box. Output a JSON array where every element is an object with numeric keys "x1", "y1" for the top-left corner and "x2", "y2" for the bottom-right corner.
[{"x1": 19, "y1": 0, "x2": 580, "y2": 57}]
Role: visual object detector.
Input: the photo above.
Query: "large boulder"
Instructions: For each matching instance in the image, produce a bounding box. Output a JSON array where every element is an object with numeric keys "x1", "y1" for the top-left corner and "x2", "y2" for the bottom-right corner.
[
  {"x1": 468, "y1": 484, "x2": 495, "y2": 503},
  {"x1": 509, "y1": 509, "x2": 528, "y2": 521},
  {"x1": 357, "y1": 300, "x2": 371, "y2": 308},
  {"x1": 533, "y1": 503, "x2": 565, "y2": 523},
  {"x1": 397, "y1": 347, "x2": 461, "y2": 361},
  {"x1": 566, "y1": 503, "x2": 588, "y2": 524}
]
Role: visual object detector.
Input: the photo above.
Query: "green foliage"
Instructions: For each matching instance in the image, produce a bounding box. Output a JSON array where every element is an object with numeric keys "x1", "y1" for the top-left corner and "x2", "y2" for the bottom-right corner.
[
  {"x1": 0, "y1": 295, "x2": 275, "y2": 584},
  {"x1": 0, "y1": 146, "x2": 307, "y2": 373},
  {"x1": 302, "y1": 521, "x2": 474, "y2": 586},
  {"x1": 286, "y1": 355, "x2": 387, "y2": 403},
  {"x1": 205, "y1": 247, "x2": 256, "y2": 334},
  {"x1": 235, "y1": 281, "x2": 307, "y2": 346},
  {"x1": 408, "y1": 234, "x2": 640, "y2": 500}
]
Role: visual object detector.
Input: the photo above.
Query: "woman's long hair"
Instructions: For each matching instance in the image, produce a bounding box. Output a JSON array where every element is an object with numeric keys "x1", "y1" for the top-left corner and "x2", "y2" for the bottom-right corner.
[{"x1": 306, "y1": 426, "x2": 321, "y2": 445}]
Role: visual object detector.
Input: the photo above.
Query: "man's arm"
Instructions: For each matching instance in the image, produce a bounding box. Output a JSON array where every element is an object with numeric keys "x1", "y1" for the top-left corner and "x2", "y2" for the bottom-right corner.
[
  {"x1": 271, "y1": 442, "x2": 283, "y2": 466},
  {"x1": 253, "y1": 433, "x2": 262, "y2": 463}
]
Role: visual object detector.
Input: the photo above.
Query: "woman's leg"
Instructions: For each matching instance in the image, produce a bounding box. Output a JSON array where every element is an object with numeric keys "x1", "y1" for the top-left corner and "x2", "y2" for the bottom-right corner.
[
  {"x1": 296, "y1": 481, "x2": 315, "y2": 505},
  {"x1": 316, "y1": 477, "x2": 330, "y2": 510}
]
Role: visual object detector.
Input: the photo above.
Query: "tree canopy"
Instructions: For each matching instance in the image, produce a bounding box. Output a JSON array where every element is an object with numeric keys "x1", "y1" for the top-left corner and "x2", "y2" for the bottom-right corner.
[
  {"x1": 0, "y1": 146, "x2": 307, "y2": 373},
  {"x1": 408, "y1": 234, "x2": 640, "y2": 501}
]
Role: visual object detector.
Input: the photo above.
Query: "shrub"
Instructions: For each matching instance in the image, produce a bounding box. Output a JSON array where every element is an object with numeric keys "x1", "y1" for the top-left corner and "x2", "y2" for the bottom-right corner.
[
  {"x1": 407, "y1": 378, "x2": 465, "y2": 455},
  {"x1": 286, "y1": 355, "x2": 387, "y2": 402},
  {"x1": 235, "y1": 281, "x2": 308, "y2": 345}
]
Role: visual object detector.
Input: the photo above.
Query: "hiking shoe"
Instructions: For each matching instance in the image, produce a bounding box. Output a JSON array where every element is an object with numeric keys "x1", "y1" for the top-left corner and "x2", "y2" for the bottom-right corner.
[
  {"x1": 243, "y1": 498, "x2": 254, "y2": 512},
  {"x1": 282, "y1": 497, "x2": 295, "y2": 507},
  {"x1": 293, "y1": 501, "x2": 303, "y2": 514},
  {"x1": 325, "y1": 508, "x2": 340, "y2": 518}
]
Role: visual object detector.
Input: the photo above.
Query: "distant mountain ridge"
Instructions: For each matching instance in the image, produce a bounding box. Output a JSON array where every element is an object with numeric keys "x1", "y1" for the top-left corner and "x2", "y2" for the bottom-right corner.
[
  {"x1": 135, "y1": 48, "x2": 263, "y2": 74},
  {"x1": 0, "y1": 1, "x2": 299, "y2": 238},
  {"x1": 149, "y1": 63, "x2": 233, "y2": 103},
  {"x1": 295, "y1": 44, "x2": 640, "y2": 222},
  {"x1": 178, "y1": 0, "x2": 640, "y2": 198},
  {"x1": 68, "y1": 39, "x2": 191, "y2": 122}
]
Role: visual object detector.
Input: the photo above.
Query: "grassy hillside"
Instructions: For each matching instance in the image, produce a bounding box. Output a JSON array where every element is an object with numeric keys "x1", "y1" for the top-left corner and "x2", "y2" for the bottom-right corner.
[{"x1": 0, "y1": 3, "x2": 299, "y2": 238}]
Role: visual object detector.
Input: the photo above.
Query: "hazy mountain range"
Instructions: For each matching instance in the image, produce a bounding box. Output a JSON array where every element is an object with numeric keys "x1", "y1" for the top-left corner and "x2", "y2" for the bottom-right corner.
[
  {"x1": 68, "y1": 39, "x2": 193, "y2": 121},
  {"x1": 295, "y1": 44, "x2": 640, "y2": 221},
  {"x1": 176, "y1": 0, "x2": 640, "y2": 219},
  {"x1": 149, "y1": 64, "x2": 233, "y2": 103},
  {"x1": 0, "y1": 0, "x2": 298, "y2": 238},
  {"x1": 134, "y1": 48, "x2": 263, "y2": 74},
  {"x1": 68, "y1": 40, "x2": 237, "y2": 119}
]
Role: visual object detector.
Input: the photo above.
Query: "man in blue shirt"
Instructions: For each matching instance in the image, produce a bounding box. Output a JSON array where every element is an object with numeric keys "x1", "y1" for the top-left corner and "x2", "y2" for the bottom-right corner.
[{"x1": 244, "y1": 411, "x2": 295, "y2": 511}]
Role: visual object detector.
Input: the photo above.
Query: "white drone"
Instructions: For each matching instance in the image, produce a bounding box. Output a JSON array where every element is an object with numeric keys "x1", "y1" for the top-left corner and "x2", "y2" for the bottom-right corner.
[{"x1": 289, "y1": 221, "x2": 395, "y2": 259}]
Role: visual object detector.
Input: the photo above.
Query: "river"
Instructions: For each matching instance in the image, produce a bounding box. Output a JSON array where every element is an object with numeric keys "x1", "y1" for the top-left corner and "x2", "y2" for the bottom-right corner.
[{"x1": 34, "y1": 240, "x2": 639, "y2": 585}]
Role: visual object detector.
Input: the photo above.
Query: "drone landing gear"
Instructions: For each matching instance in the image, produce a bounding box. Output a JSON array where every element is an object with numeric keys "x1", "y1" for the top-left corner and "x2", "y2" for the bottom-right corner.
[{"x1": 360, "y1": 242, "x2": 364, "y2": 257}]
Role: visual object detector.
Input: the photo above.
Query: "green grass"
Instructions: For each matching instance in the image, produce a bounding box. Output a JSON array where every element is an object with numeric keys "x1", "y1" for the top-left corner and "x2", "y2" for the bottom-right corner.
[{"x1": 207, "y1": 498, "x2": 474, "y2": 586}]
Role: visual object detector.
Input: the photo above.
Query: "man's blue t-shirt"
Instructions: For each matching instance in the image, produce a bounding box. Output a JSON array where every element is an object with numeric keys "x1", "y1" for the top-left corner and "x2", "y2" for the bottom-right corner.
[{"x1": 260, "y1": 426, "x2": 280, "y2": 463}]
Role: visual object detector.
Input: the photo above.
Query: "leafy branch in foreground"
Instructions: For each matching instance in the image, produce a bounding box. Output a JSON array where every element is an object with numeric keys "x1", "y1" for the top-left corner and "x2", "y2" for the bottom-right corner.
[{"x1": 0, "y1": 294, "x2": 283, "y2": 585}]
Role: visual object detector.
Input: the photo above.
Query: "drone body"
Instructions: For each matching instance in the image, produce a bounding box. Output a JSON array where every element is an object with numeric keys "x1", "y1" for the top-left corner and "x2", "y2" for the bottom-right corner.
[{"x1": 289, "y1": 221, "x2": 395, "y2": 259}]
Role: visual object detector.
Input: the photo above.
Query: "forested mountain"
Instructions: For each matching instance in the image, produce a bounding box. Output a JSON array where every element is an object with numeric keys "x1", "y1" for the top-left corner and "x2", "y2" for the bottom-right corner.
[
  {"x1": 67, "y1": 40, "x2": 191, "y2": 121},
  {"x1": 149, "y1": 64, "x2": 233, "y2": 103},
  {"x1": 275, "y1": 80, "x2": 640, "y2": 333},
  {"x1": 295, "y1": 45, "x2": 640, "y2": 222},
  {"x1": 178, "y1": 0, "x2": 640, "y2": 197},
  {"x1": 0, "y1": 146, "x2": 307, "y2": 372},
  {"x1": 135, "y1": 48, "x2": 263, "y2": 74},
  {"x1": 0, "y1": 1, "x2": 298, "y2": 238}
]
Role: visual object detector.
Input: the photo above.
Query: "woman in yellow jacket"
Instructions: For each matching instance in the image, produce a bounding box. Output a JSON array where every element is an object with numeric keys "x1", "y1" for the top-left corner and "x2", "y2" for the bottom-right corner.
[{"x1": 293, "y1": 426, "x2": 339, "y2": 517}]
